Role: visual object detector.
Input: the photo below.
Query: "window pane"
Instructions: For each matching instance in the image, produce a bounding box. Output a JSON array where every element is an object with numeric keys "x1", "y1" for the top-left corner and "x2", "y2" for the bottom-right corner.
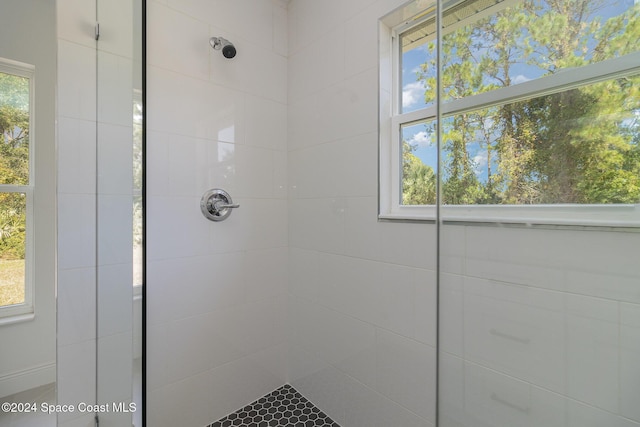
[
  {"x1": 401, "y1": 0, "x2": 640, "y2": 109},
  {"x1": 0, "y1": 192, "x2": 26, "y2": 307},
  {"x1": 0, "y1": 72, "x2": 30, "y2": 185},
  {"x1": 401, "y1": 121, "x2": 438, "y2": 205},
  {"x1": 441, "y1": 75, "x2": 640, "y2": 205}
]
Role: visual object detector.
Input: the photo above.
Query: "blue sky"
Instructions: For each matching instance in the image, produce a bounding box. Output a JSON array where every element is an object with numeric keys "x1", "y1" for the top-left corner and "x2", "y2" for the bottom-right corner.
[{"x1": 399, "y1": 0, "x2": 637, "y2": 183}]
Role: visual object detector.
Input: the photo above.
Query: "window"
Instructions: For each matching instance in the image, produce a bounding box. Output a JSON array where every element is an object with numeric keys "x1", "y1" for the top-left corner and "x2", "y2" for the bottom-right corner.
[
  {"x1": 0, "y1": 58, "x2": 34, "y2": 318},
  {"x1": 380, "y1": 0, "x2": 640, "y2": 226}
]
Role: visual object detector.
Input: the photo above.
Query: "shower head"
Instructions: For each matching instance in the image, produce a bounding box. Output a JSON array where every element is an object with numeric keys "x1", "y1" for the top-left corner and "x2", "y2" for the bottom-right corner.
[{"x1": 209, "y1": 36, "x2": 236, "y2": 59}]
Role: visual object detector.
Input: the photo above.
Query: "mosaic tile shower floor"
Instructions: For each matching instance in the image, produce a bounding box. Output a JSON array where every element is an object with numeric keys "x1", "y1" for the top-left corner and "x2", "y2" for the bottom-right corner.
[{"x1": 208, "y1": 384, "x2": 340, "y2": 427}]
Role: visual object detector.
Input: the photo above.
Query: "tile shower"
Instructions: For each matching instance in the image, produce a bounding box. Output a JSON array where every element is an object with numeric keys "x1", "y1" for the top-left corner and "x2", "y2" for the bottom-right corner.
[{"x1": 141, "y1": 1, "x2": 639, "y2": 427}]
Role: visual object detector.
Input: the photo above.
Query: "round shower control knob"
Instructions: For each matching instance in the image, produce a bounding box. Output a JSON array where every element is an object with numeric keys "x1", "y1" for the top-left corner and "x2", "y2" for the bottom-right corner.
[{"x1": 200, "y1": 189, "x2": 239, "y2": 221}]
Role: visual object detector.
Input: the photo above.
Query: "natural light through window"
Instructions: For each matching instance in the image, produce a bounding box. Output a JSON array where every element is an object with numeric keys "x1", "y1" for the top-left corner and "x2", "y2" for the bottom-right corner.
[
  {"x1": 0, "y1": 59, "x2": 33, "y2": 316},
  {"x1": 380, "y1": 0, "x2": 640, "y2": 225}
]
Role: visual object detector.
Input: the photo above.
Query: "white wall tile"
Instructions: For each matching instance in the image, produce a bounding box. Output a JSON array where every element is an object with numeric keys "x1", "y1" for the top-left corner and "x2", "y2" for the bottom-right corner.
[
  {"x1": 464, "y1": 362, "x2": 532, "y2": 427},
  {"x1": 165, "y1": 313, "x2": 215, "y2": 383},
  {"x1": 273, "y1": 2, "x2": 289, "y2": 56},
  {"x1": 207, "y1": 197, "x2": 288, "y2": 252},
  {"x1": 243, "y1": 248, "x2": 288, "y2": 304},
  {"x1": 233, "y1": 144, "x2": 277, "y2": 198},
  {"x1": 377, "y1": 221, "x2": 437, "y2": 269},
  {"x1": 147, "y1": 66, "x2": 246, "y2": 142},
  {"x1": 245, "y1": 95, "x2": 287, "y2": 150},
  {"x1": 344, "y1": 4, "x2": 380, "y2": 78},
  {"x1": 147, "y1": 2, "x2": 210, "y2": 80},
  {"x1": 463, "y1": 279, "x2": 566, "y2": 393},
  {"x1": 414, "y1": 268, "x2": 437, "y2": 346},
  {"x1": 58, "y1": 194, "x2": 96, "y2": 270},
  {"x1": 209, "y1": 34, "x2": 287, "y2": 104},
  {"x1": 145, "y1": 322, "x2": 168, "y2": 391},
  {"x1": 375, "y1": 394, "x2": 435, "y2": 427},
  {"x1": 566, "y1": 309, "x2": 619, "y2": 413},
  {"x1": 97, "y1": 263, "x2": 133, "y2": 338},
  {"x1": 567, "y1": 398, "x2": 640, "y2": 427},
  {"x1": 97, "y1": 0, "x2": 134, "y2": 58},
  {"x1": 97, "y1": 51, "x2": 134, "y2": 127},
  {"x1": 288, "y1": 26, "x2": 345, "y2": 101},
  {"x1": 56, "y1": 0, "x2": 96, "y2": 46},
  {"x1": 375, "y1": 329, "x2": 436, "y2": 422},
  {"x1": 147, "y1": 132, "x2": 210, "y2": 197},
  {"x1": 620, "y1": 303, "x2": 640, "y2": 422},
  {"x1": 289, "y1": 133, "x2": 377, "y2": 199},
  {"x1": 57, "y1": 117, "x2": 96, "y2": 194},
  {"x1": 373, "y1": 264, "x2": 417, "y2": 338},
  {"x1": 438, "y1": 353, "x2": 465, "y2": 427},
  {"x1": 342, "y1": 197, "x2": 382, "y2": 260},
  {"x1": 57, "y1": 268, "x2": 96, "y2": 347},
  {"x1": 147, "y1": 370, "x2": 213, "y2": 427},
  {"x1": 287, "y1": 95, "x2": 322, "y2": 151},
  {"x1": 440, "y1": 224, "x2": 466, "y2": 274},
  {"x1": 315, "y1": 69, "x2": 379, "y2": 144},
  {"x1": 97, "y1": 195, "x2": 134, "y2": 265},
  {"x1": 289, "y1": 198, "x2": 346, "y2": 253},
  {"x1": 439, "y1": 273, "x2": 464, "y2": 356},
  {"x1": 57, "y1": 341, "x2": 96, "y2": 423},
  {"x1": 146, "y1": 195, "x2": 209, "y2": 260},
  {"x1": 147, "y1": 253, "x2": 246, "y2": 323},
  {"x1": 207, "y1": 356, "x2": 285, "y2": 423},
  {"x1": 565, "y1": 269, "x2": 640, "y2": 304},
  {"x1": 97, "y1": 332, "x2": 133, "y2": 403},
  {"x1": 58, "y1": 40, "x2": 96, "y2": 121},
  {"x1": 288, "y1": 247, "x2": 321, "y2": 301}
]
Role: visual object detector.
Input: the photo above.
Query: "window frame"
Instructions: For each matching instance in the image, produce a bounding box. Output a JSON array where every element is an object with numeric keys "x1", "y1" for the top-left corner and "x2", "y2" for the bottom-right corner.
[
  {"x1": 378, "y1": 0, "x2": 640, "y2": 227},
  {"x1": 0, "y1": 57, "x2": 35, "y2": 320}
]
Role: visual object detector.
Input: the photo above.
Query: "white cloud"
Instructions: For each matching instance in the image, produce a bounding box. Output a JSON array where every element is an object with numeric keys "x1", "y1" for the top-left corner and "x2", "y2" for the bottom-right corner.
[
  {"x1": 512, "y1": 74, "x2": 532, "y2": 85},
  {"x1": 473, "y1": 152, "x2": 488, "y2": 176},
  {"x1": 408, "y1": 131, "x2": 431, "y2": 147},
  {"x1": 402, "y1": 81, "x2": 426, "y2": 109}
]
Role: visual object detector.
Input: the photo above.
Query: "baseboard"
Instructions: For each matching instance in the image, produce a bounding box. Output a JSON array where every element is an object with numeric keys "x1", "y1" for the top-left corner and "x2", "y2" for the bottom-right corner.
[{"x1": 0, "y1": 362, "x2": 56, "y2": 398}]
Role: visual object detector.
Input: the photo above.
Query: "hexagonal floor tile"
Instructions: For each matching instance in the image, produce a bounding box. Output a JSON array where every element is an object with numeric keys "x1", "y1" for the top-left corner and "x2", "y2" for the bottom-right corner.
[{"x1": 208, "y1": 384, "x2": 340, "y2": 427}]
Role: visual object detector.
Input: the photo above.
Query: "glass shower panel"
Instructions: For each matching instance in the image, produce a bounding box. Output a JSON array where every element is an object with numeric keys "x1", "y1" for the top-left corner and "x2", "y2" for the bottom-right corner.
[
  {"x1": 436, "y1": 0, "x2": 640, "y2": 423},
  {"x1": 439, "y1": 222, "x2": 640, "y2": 426},
  {"x1": 96, "y1": 0, "x2": 143, "y2": 425}
]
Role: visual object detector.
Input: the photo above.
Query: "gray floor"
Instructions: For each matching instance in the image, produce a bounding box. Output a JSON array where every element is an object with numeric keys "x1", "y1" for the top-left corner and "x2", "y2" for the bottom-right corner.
[
  {"x1": 0, "y1": 358, "x2": 142, "y2": 427},
  {"x1": 0, "y1": 382, "x2": 56, "y2": 427}
]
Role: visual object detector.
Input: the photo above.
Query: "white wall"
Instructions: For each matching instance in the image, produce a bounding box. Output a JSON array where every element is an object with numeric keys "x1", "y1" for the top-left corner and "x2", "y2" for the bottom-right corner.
[
  {"x1": 287, "y1": 0, "x2": 438, "y2": 426},
  {"x1": 145, "y1": 1, "x2": 289, "y2": 426},
  {"x1": 0, "y1": 0, "x2": 56, "y2": 398}
]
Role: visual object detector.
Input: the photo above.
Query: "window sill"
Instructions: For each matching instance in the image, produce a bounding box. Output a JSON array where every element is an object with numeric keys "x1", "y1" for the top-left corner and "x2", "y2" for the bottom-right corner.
[
  {"x1": 0, "y1": 312, "x2": 35, "y2": 326},
  {"x1": 379, "y1": 204, "x2": 640, "y2": 229}
]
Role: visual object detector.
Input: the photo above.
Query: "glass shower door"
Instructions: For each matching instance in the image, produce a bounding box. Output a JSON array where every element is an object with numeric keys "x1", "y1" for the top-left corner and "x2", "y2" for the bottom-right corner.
[{"x1": 95, "y1": 0, "x2": 143, "y2": 425}]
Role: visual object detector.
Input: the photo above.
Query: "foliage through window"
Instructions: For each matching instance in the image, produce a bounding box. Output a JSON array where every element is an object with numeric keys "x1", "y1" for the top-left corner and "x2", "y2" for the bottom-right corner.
[
  {"x1": 386, "y1": 0, "x2": 640, "y2": 219},
  {"x1": 0, "y1": 60, "x2": 33, "y2": 315}
]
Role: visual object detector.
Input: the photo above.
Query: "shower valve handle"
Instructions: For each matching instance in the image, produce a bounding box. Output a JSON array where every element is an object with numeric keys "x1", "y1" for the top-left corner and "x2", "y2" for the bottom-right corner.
[
  {"x1": 200, "y1": 189, "x2": 239, "y2": 221},
  {"x1": 213, "y1": 201, "x2": 240, "y2": 210}
]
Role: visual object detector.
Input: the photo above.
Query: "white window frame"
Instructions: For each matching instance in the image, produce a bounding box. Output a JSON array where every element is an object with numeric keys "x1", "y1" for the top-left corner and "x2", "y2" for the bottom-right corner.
[
  {"x1": 0, "y1": 58, "x2": 35, "y2": 321},
  {"x1": 379, "y1": 0, "x2": 640, "y2": 227}
]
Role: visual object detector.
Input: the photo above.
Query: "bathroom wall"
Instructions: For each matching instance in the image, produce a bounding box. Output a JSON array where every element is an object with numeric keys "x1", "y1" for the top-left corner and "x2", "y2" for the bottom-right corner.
[
  {"x1": 145, "y1": 1, "x2": 289, "y2": 426},
  {"x1": 439, "y1": 224, "x2": 640, "y2": 427},
  {"x1": 287, "y1": 0, "x2": 438, "y2": 426},
  {"x1": 0, "y1": 0, "x2": 56, "y2": 398}
]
